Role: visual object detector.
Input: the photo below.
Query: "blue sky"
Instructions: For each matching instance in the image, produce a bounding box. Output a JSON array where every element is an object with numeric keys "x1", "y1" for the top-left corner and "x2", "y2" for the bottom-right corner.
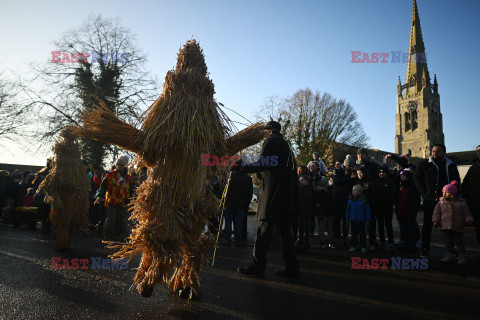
[{"x1": 1, "y1": 0, "x2": 479, "y2": 165}]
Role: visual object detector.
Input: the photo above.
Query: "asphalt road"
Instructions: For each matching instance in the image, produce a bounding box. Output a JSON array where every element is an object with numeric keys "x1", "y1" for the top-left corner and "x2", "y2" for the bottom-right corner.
[{"x1": 1, "y1": 214, "x2": 479, "y2": 320}]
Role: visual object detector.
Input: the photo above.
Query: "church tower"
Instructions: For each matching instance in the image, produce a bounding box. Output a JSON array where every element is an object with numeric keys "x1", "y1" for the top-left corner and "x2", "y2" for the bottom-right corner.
[{"x1": 395, "y1": 0, "x2": 444, "y2": 158}]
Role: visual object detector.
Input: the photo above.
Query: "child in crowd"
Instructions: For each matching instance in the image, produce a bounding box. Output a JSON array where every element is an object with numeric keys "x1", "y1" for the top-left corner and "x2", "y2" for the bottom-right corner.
[
  {"x1": 395, "y1": 170, "x2": 421, "y2": 253},
  {"x1": 346, "y1": 184, "x2": 371, "y2": 253},
  {"x1": 433, "y1": 181, "x2": 474, "y2": 265},
  {"x1": 298, "y1": 175, "x2": 314, "y2": 250}
]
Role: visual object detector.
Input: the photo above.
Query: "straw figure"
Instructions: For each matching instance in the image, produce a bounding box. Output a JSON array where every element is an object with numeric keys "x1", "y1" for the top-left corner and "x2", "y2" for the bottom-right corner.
[
  {"x1": 38, "y1": 128, "x2": 90, "y2": 251},
  {"x1": 72, "y1": 39, "x2": 267, "y2": 299}
]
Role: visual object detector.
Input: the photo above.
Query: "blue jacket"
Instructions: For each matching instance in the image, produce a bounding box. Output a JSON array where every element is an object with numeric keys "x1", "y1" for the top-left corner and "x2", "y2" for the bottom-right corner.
[{"x1": 346, "y1": 195, "x2": 371, "y2": 222}]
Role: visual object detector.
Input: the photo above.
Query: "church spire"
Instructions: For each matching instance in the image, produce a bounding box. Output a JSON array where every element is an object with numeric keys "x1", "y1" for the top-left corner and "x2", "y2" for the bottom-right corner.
[{"x1": 405, "y1": 0, "x2": 430, "y2": 94}]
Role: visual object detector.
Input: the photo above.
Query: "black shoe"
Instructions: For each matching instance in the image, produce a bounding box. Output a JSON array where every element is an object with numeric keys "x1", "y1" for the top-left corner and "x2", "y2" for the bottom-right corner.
[
  {"x1": 237, "y1": 265, "x2": 264, "y2": 278},
  {"x1": 141, "y1": 285, "x2": 154, "y2": 298},
  {"x1": 275, "y1": 268, "x2": 300, "y2": 278}
]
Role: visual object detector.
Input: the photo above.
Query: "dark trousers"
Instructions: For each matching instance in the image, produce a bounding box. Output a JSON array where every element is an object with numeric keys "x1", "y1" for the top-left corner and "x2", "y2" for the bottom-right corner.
[
  {"x1": 398, "y1": 216, "x2": 416, "y2": 251},
  {"x1": 350, "y1": 221, "x2": 366, "y2": 248},
  {"x1": 224, "y1": 206, "x2": 245, "y2": 242},
  {"x1": 474, "y1": 215, "x2": 480, "y2": 244},
  {"x1": 333, "y1": 217, "x2": 348, "y2": 238},
  {"x1": 297, "y1": 215, "x2": 310, "y2": 247},
  {"x1": 376, "y1": 211, "x2": 394, "y2": 244},
  {"x1": 400, "y1": 219, "x2": 421, "y2": 242},
  {"x1": 292, "y1": 217, "x2": 298, "y2": 241},
  {"x1": 422, "y1": 200, "x2": 438, "y2": 252},
  {"x1": 253, "y1": 216, "x2": 299, "y2": 273},
  {"x1": 443, "y1": 230, "x2": 465, "y2": 254},
  {"x1": 368, "y1": 210, "x2": 377, "y2": 244},
  {"x1": 103, "y1": 206, "x2": 127, "y2": 238}
]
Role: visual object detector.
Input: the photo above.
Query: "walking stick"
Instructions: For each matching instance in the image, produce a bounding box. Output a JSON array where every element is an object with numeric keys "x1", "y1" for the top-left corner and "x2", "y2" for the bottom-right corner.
[{"x1": 212, "y1": 171, "x2": 233, "y2": 267}]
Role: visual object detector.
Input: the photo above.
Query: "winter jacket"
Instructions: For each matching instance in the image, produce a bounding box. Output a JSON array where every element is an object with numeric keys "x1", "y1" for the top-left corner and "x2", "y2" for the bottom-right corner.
[
  {"x1": 310, "y1": 172, "x2": 328, "y2": 216},
  {"x1": 355, "y1": 177, "x2": 374, "y2": 205},
  {"x1": 331, "y1": 168, "x2": 355, "y2": 218},
  {"x1": 432, "y1": 197, "x2": 474, "y2": 234},
  {"x1": 415, "y1": 157, "x2": 460, "y2": 201},
  {"x1": 356, "y1": 158, "x2": 379, "y2": 182},
  {"x1": 20, "y1": 195, "x2": 35, "y2": 207},
  {"x1": 236, "y1": 132, "x2": 300, "y2": 220},
  {"x1": 225, "y1": 172, "x2": 253, "y2": 211},
  {"x1": 346, "y1": 195, "x2": 371, "y2": 222},
  {"x1": 395, "y1": 180, "x2": 421, "y2": 218},
  {"x1": 95, "y1": 170, "x2": 134, "y2": 207},
  {"x1": 299, "y1": 184, "x2": 315, "y2": 217},
  {"x1": 462, "y1": 158, "x2": 480, "y2": 219},
  {"x1": 371, "y1": 177, "x2": 395, "y2": 215}
]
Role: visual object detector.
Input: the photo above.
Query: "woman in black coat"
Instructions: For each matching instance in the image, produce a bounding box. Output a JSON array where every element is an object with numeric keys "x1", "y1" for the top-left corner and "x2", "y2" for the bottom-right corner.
[
  {"x1": 331, "y1": 165, "x2": 355, "y2": 239},
  {"x1": 462, "y1": 145, "x2": 480, "y2": 259}
]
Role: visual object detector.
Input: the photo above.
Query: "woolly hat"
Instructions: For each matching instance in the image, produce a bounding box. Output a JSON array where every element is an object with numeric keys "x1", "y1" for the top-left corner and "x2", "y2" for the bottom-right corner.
[
  {"x1": 400, "y1": 169, "x2": 413, "y2": 178},
  {"x1": 265, "y1": 120, "x2": 281, "y2": 132},
  {"x1": 378, "y1": 165, "x2": 389, "y2": 173},
  {"x1": 308, "y1": 160, "x2": 319, "y2": 169},
  {"x1": 357, "y1": 147, "x2": 369, "y2": 156},
  {"x1": 343, "y1": 154, "x2": 355, "y2": 167},
  {"x1": 443, "y1": 181, "x2": 459, "y2": 195},
  {"x1": 399, "y1": 154, "x2": 410, "y2": 162},
  {"x1": 116, "y1": 154, "x2": 130, "y2": 166}
]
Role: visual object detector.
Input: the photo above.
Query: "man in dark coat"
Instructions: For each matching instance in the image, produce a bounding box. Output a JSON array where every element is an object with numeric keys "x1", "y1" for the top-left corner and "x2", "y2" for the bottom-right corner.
[
  {"x1": 415, "y1": 144, "x2": 461, "y2": 256},
  {"x1": 356, "y1": 148, "x2": 379, "y2": 182},
  {"x1": 462, "y1": 145, "x2": 480, "y2": 260},
  {"x1": 331, "y1": 162, "x2": 355, "y2": 239},
  {"x1": 371, "y1": 166, "x2": 396, "y2": 247},
  {"x1": 234, "y1": 121, "x2": 300, "y2": 278},
  {"x1": 221, "y1": 171, "x2": 253, "y2": 246}
]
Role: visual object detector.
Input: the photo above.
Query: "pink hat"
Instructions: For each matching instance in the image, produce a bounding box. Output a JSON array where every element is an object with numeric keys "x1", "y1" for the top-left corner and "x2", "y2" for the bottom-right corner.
[{"x1": 442, "y1": 181, "x2": 459, "y2": 195}]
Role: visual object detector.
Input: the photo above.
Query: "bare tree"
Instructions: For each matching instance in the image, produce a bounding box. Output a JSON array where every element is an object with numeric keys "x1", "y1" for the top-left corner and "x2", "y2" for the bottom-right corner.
[
  {"x1": 18, "y1": 14, "x2": 158, "y2": 169},
  {"x1": 0, "y1": 73, "x2": 29, "y2": 147},
  {"x1": 257, "y1": 88, "x2": 369, "y2": 166}
]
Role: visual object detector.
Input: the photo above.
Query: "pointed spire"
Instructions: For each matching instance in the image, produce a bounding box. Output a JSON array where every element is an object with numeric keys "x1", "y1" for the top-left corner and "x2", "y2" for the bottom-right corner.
[
  {"x1": 397, "y1": 76, "x2": 403, "y2": 97},
  {"x1": 406, "y1": 0, "x2": 430, "y2": 94},
  {"x1": 433, "y1": 74, "x2": 438, "y2": 94}
]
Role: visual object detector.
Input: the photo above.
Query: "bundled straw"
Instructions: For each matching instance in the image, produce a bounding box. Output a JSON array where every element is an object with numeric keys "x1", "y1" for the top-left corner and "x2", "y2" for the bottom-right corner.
[
  {"x1": 71, "y1": 100, "x2": 145, "y2": 158},
  {"x1": 226, "y1": 122, "x2": 268, "y2": 156},
  {"x1": 74, "y1": 39, "x2": 266, "y2": 299},
  {"x1": 38, "y1": 128, "x2": 90, "y2": 251}
]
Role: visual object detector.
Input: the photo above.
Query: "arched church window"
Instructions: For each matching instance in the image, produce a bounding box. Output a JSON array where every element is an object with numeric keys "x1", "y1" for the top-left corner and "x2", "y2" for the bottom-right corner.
[
  {"x1": 412, "y1": 110, "x2": 418, "y2": 130},
  {"x1": 405, "y1": 112, "x2": 411, "y2": 131}
]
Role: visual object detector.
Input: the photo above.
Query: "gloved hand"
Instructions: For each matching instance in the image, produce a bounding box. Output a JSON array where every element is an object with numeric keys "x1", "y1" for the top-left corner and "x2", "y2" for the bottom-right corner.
[{"x1": 433, "y1": 221, "x2": 440, "y2": 228}]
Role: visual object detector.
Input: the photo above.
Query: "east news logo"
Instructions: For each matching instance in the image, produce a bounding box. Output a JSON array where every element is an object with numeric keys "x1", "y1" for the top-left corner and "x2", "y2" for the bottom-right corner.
[
  {"x1": 351, "y1": 257, "x2": 428, "y2": 270},
  {"x1": 51, "y1": 257, "x2": 128, "y2": 270}
]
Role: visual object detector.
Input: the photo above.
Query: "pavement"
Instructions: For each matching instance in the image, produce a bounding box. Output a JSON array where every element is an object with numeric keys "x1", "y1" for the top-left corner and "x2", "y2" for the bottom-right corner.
[{"x1": 1, "y1": 213, "x2": 480, "y2": 320}]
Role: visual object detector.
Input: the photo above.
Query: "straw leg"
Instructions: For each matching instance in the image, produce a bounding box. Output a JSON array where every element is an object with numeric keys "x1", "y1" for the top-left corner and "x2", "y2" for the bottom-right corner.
[{"x1": 54, "y1": 224, "x2": 71, "y2": 251}]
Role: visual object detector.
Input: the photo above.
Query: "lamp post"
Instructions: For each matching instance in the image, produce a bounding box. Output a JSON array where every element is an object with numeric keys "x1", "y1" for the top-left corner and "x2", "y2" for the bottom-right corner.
[{"x1": 105, "y1": 96, "x2": 120, "y2": 161}]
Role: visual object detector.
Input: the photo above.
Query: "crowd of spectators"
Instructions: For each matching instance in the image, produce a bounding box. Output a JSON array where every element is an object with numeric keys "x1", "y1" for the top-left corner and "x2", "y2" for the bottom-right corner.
[
  {"x1": 2, "y1": 144, "x2": 480, "y2": 266},
  {"x1": 0, "y1": 156, "x2": 146, "y2": 240}
]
